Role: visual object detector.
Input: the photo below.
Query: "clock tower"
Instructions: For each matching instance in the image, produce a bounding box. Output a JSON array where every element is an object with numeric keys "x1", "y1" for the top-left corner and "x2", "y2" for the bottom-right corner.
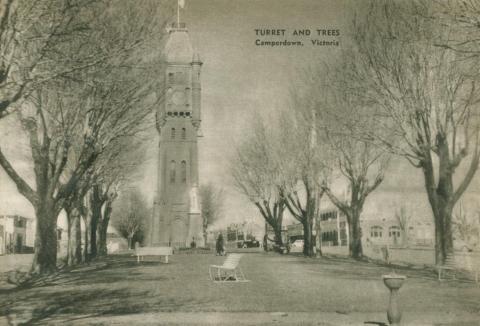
[{"x1": 149, "y1": 21, "x2": 204, "y2": 248}]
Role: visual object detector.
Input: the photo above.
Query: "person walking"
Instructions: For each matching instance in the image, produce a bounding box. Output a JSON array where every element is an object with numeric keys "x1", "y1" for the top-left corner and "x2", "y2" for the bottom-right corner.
[{"x1": 216, "y1": 234, "x2": 225, "y2": 256}]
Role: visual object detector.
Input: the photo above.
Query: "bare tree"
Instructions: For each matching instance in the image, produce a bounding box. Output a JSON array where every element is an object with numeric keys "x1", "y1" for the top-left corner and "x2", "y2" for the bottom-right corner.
[
  {"x1": 0, "y1": 0, "x2": 148, "y2": 120},
  {"x1": 278, "y1": 94, "x2": 329, "y2": 257},
  {"x1": 433, "y1": 0, "x2": 480, "y2": 57},
  {"x1": 112, "y1": 190, "x2": 148, "y2": 249},
  {"x1": 394, "y1": 205, "x2": 412, "y2": 247},
  {"x1": 90, "y1": 137, "x2": 146, "y2": 258},
  {"x1": 63, "y1": 173, "x2": 92, "y2": 266},
  {"x1": 0, "y1": 1, "x2": 170, "y2": 274},
  {"x1": 0, "y1": 84, "x2": 94, "y2": 274},
  {"x1": 0, "y1": 0, "x2": 84, "y2": 118},
  {"x1": 200, "y1": 183, "x2": 225, "y2": 245},
  {"x1": 309, "y1": 66, "x2": 389, "y2": 259},
  {"x1": 344, "y1": 0, "x2": 480, "y2": 264},
  {"x1": 230, "y1": 115, "x2": 286, "y2": 249}
]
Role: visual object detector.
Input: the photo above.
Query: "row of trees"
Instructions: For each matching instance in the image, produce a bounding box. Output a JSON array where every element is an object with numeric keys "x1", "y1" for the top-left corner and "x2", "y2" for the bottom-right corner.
[
  {"x1": 0, "y1": 0, "x2": 173, "y2": 274},
  {"x1": 232, "y1": 0, "x2": 480, "y2": 264}
]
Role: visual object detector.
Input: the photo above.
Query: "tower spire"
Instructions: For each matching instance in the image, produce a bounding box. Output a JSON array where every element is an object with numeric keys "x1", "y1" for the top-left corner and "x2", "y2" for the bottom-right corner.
[{"x1": 177, "y1": 0, "x2": 185, "y2": 26}]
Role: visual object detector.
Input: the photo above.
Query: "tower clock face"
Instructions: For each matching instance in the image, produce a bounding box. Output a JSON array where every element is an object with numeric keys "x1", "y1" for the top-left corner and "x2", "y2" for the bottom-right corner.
[{"x1": 172, "y1": 91, "x2": 186, "y2": 105}]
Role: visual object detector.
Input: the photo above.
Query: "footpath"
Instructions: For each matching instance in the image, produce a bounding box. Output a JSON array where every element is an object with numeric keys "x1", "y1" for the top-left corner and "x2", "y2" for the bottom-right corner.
[{"x1": 16, "y1": 311, "x2": 477, "y2": 325}]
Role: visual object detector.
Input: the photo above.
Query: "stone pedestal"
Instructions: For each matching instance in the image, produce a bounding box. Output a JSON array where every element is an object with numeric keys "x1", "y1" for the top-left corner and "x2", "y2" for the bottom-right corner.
[{"x1": 382, "y1": 273, "x2": 406, "y2": 325}]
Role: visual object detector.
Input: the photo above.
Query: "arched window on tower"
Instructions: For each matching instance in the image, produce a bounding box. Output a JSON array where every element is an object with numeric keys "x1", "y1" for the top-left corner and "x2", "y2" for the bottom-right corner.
[
  {"x1": 171, "y1": 128, "x2": 175, "y2": 139},
  {"x1": 181, "y1": 128, "x2": 186, "y2": 140},
  {"x1": 170, "y1": 160, "x2": 176, "y2": 183},
  {"x1": 181, "y1": 160, "x2": 187, "y2": 183}
]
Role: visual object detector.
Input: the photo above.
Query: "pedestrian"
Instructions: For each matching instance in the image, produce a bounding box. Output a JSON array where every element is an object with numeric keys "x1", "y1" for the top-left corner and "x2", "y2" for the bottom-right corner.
[{"x1": 216, "y1": 234, "x2": 225, "y2": 256}]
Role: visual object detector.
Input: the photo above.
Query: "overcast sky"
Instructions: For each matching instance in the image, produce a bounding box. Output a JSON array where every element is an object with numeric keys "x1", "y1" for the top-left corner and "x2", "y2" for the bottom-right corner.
[{"x1": 1, "y1": 0, "x2": 479, "y2": 231}]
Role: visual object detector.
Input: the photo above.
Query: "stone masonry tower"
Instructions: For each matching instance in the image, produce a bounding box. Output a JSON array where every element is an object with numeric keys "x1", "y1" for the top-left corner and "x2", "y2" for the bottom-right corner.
[{"x1": 150, "y1": 21, "x2": 204, "y2": 248}]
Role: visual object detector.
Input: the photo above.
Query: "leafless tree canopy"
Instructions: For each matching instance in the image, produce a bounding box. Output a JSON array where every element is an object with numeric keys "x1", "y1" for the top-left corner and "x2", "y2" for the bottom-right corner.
[
  {"x1": 200, "y1": 183, "x2": 225, "y2": 238},
  {"x1": 230, "y1": 114, "x2": 287, "y2": 248},
  {"x1": 112, "y1": 189, "x2": 149, "y2": 249},
  {"x1": 340, "y1": 0, "x2": 480, "y2": 263},
  {"x1": 299, "y1": 61, "x2": 389, "y2": 259},
  {"x1": 0, "y1": 0, "x2": 173, "y2": 273}
]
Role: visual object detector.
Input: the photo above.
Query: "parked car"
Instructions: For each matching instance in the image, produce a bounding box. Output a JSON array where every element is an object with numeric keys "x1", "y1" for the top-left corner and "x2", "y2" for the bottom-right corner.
[
  {"x1": 270, "y1": 243, "x2": 288, "y2": 254},
  {"x1": 237, "y1": 240, "x2": 260, "y2": 248}
]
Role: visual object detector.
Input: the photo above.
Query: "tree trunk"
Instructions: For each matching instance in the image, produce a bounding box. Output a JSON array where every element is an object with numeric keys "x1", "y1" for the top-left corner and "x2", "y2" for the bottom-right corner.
[
  {"x1": 89, "y1": 185, "x2": 104, "y2": 259},
  {"x1": 67, "y1": 208, "x2": 82, "y2": 266},
  {"x1": 315, "y1": 221, "x2": 322, "y2": 257},
  {"x1": 254, "y1": 200, "x2": 285, "y2": 252},
  {"x1": 433, "y1": 198, "x2": 454, "y2": 264},
  {"x1": 273, "y1": 226, "x2": 284, "y2": 247},
  {"x1": 83, "y1": 214, "x2": 91, "y2": 262},
  {"x1": 74, "y1": 212, "x2": 82, "y2": 263},
  {"x1": 31, "y1": 201, "x2": 58, "y2": 274},
  {"x1": 422, "y1": 140, "x2": 455, "y2": 265},
  {"x1": 302, "y1": 218, "x2": 314, "y2": 257},
  {"x1": 128, "y1": 236, "x2": 133, "y2": 249},
  {"x1": 348, "y1": 210, "x2": 363, "y2": 260},
  {"x1": 90, "y1": 208, "x2": 100, "y2": 259},
  {"x1": 97, "y1": 222, "x2": 107, "y2": 256},
  {"x1": 97, "y1": 200, "x2": 113, "y2": 256}
]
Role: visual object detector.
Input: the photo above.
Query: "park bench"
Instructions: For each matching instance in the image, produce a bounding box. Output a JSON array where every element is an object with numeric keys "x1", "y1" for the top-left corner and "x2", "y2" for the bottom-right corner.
[
  {"x1": 134, "y1": 246, "x2": 173, "y2": 264},
  {"x1": 436, "y1": 253, "x2": 479, "y2": 283},
  {"x1": 209, "y1": 253, "x2": 249, "y2": 283}
]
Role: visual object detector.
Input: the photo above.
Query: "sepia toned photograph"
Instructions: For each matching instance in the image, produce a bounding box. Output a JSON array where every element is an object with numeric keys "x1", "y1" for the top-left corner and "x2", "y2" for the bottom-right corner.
[{"x1": 0, "y1": 0, "x2": 479, "y2": 325}]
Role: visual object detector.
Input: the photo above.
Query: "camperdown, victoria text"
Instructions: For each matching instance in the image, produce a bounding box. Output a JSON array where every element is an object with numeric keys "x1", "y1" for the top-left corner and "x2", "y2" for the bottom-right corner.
[{"x1": 254, "y1": 28, "x2": 340, "y2": 47}]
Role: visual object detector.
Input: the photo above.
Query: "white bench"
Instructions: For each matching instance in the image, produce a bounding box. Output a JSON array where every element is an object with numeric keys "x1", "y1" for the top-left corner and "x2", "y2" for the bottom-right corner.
[
  {"x1": 135, "y1": 246, "x2": 173, "y2": 264},
  {"x1": 436, "y1": 253, "x2": 479, "y2": 283},
  {"x1": 209, "y1": 253, "x2": 249, "y2": 282}
]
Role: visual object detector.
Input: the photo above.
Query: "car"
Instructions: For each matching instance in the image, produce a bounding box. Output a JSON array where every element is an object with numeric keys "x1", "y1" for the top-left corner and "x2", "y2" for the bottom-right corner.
[
  {"x1": 271, "y1": 243, "x2": 288, "y2": 254},
  {"x1": 245, "y1": 240, "x2": 260, "y2": 248}
]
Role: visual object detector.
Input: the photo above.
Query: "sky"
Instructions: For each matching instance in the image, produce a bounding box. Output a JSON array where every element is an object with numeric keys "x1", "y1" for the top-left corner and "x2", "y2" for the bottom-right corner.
[{"x1": 1, "y1": 0, "x2": 480, "y2": 233}]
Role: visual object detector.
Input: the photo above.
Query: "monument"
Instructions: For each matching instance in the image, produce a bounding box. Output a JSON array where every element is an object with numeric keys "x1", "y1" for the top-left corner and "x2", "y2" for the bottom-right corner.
[{"x1": 149, "y1": 17, "x2": 204, "y2": 248}]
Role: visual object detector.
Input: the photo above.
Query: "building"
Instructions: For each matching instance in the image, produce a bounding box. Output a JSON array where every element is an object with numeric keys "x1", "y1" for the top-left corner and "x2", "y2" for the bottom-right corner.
[
  {"x1": 149, "y1": 20, "x2": 204, "y2": 248},
  {"x1": 318, "y1": 209, "x2": 349, "y2": 247},
  {"x1": 283, "y1": 209, "x2": 349, "y2": 247},
  {"x1": 362, "y1": 219, "x2": 434, "y2": 247},
  {"x1": 286, "y1": 223, "x2": 304, "y2": 242},
  {"x1": 283, "y1": 207, "x2": 434, "y2": 250},
  {"x1": 0, "y1": 215, "x2": 31, "y2": 254}
]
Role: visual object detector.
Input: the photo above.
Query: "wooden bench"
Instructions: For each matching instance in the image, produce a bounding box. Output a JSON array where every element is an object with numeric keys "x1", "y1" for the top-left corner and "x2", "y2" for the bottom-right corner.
[
  {"x1": 209, "y1": 253, "x2": 249, "y2": 282},
  {"x1": 135, "y1": 246, "x2": 173, "y2": 264},
  {"x1": 436, "y1": 253, "x2": 479, "y2": 283}
]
